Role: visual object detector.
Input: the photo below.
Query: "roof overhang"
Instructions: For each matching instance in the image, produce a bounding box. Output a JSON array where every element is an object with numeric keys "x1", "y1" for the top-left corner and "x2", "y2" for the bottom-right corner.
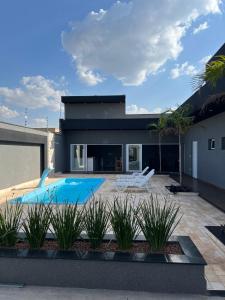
[{"x1": 61, "y1": 95, "x2": 125, "y2": 104}]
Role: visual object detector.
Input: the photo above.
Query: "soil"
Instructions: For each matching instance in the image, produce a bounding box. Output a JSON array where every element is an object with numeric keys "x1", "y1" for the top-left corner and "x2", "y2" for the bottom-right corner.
[
  {"x1": 14, "y1": 239, "x2": 183, "y2": 255},
  {"x1": 206, "y1": 226, "x2": 225, "y2": 246},
  {"x1": 165, "y1": 185, "x2": 192, "y2": 194}
]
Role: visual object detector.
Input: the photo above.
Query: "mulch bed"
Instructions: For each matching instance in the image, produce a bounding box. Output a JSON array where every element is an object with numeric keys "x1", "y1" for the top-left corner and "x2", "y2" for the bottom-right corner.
[
  {"x1": 206, "y1": 226, "x2": 225, "y2": 246},
  {"x1": 14, "y1": 240, "x2": 183, "y2": 255},
  {"x1": 165, "y1": 185, "x2": 192, "y2": 194}
]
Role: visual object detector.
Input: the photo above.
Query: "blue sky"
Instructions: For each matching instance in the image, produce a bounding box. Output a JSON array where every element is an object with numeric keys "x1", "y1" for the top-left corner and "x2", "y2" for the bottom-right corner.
[{"x1": 0, "y1": 0, "x2": 224, "y2": 127}]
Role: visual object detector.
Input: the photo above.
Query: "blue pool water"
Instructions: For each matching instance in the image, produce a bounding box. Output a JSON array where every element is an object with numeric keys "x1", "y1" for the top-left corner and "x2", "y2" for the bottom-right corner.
[{"x1": 13, "y1": 178, "x2": 105, "y2": 204}]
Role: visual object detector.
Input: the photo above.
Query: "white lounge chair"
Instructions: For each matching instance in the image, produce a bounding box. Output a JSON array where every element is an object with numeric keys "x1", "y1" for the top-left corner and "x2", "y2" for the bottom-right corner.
[
  {"x1": 115, "y1": 169, "x2": 155, "y2": 192},
  {"x1": 116, "y1": 166, "x2": 149, "y2": 180}
]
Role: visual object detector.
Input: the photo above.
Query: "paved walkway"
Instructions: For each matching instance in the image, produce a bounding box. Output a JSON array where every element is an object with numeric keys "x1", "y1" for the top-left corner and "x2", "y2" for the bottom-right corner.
[
  {"x1": 171, "y1": 174, "x2": 225, "y2": 213},
  {"x1": 0, "y1": 286, "x2": 221, "y2": 300}
]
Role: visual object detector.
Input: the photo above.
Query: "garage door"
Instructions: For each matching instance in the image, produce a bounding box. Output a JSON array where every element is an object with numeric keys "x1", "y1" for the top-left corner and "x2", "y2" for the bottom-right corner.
[{"x1": 0, "y1": 143, "x2": 43, "y2": 189}]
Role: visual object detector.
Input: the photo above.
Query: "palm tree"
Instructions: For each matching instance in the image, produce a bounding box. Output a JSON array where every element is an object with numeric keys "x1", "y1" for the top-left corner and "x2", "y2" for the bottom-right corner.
[
  {"x1": 163, "y1": 106, "x2": 193, "y2": 186},
  {"x1": 148, "y1": 113, "x2": 168, "y2": 173},
  {"x1": 194, "y1": 55, "x2": 225, "y2": 90}
]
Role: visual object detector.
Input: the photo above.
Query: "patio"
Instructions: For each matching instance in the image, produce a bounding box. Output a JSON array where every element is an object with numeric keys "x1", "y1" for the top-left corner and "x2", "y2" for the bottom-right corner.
[{"x1": 0, "y1": 174, "x2": 225, "y2": 292}]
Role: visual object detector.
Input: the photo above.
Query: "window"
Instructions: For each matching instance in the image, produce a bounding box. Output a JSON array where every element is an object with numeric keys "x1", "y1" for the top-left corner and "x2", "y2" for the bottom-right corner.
[
  {"x1": 208, "y1": 139, "x2": 215, "y2": 150},
  {"x1": 222, "y1": 137, "x2": 225, "y2": 150}
]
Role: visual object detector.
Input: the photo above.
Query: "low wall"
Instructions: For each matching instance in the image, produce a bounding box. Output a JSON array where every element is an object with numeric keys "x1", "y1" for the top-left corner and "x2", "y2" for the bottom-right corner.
[
  {"x1": 0, "y1": 236, "x2": 206, "y2": 294},
  {"x1": 0, "y1": 256, "x2": 205, "y2": 294}
]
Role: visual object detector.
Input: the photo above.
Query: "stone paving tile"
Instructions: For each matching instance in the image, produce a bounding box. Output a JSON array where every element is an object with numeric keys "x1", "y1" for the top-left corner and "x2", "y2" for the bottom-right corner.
[{"x1": 1, "y1": 174, "x2": 225, "y2": 291}]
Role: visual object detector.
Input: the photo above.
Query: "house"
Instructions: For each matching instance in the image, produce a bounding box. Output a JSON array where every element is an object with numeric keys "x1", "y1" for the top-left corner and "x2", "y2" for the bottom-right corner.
[
  {"x1": 59, "y1": 95, "x2": 179, "y2": 173},
  {"x1": 57, "y1": 43, "x2": 225, "y2": 192},
  {"x1": 1, "y1": 44, "x2": 224, "y2": 196}
]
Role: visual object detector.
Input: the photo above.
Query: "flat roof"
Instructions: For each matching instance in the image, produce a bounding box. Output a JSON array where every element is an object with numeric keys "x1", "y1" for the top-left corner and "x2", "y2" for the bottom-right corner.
[
  {"x1": 181, "y1": 43, "x2": 225, "y2": 120},
  {"x1": 0, "y1": 121, "x2": 48, "y2": 136},
  {"x1": 61, "y1": 95, "x2": 125, "y2": 104}
]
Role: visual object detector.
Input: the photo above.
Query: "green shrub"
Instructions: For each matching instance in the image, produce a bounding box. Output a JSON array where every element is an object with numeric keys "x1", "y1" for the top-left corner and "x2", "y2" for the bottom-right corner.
[
  {"x1": 0, "y1": 202, "x2": 23, "y2": 247},
  {"x1": 84, "y1": 197, "x2": 110, "y2": 249},
  {"x1": 51, "y1": 203, "x2": 83, "y2": 250},
  {"x1": 23, "y1": 203, "x2": 52, "y2": 249},
  {"x1": 137, "y1": 195, "x2": 181, "y2": 252},
  {"x1": 110, "y1": 196, "x2": 139, "y2": 250}
]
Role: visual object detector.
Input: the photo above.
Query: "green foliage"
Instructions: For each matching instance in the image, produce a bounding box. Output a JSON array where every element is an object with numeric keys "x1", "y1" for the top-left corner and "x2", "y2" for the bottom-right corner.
[
  {"x1": 51, "y1": 203, "x2": 83, "y2": 250},
  {"x1": 0, "y1": 202, "x2": 23, "y2": 247},
  {"x1": 194, "y1": 55, "x2": 225, "y2": 90},
  {"x1": 148, "y1": 112, "x2": 168, "y2": 135},
  {"x1": 148, "y1": 106, "x2": 193, "y2": 138},
  {"x1": 163, "y1": 105, "x2": 193, "y2": 135},
  {"x1": 110, "y1": 196, "x2": 139, "y2": 250},
  {"x1": 23, "y1": 203, "x2": 52, "y2": 249},
  {"x1": 84, "y1": 197, "x2": 110, "y2": 249},
  {"x1": 148, "y1": 113, "x2": 169, "y2": 173},
  {"x1": 137, "y1": 195, "x2": 181, "y2": 252}
]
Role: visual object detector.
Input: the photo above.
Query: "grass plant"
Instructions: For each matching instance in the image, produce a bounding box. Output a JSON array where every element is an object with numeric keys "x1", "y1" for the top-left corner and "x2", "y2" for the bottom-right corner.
[
  {"x1": 110, "y1": 196, "x2": 139, "y2": 250},
  {"x1": 51, "y1": 202, "x2": 83, "y2": 250},
  {"x1": 137, "y1": 195, "x2": 181, "y2": 252},
  {"x1": 0, "y1": 201, "x2": 23, "y2": 247},
  {"x1": 23, "y1": 203, "x2": 52, "y2": 249},
  {"x1": 84, "y1": 197, "x2": 110, "y2": 249}
]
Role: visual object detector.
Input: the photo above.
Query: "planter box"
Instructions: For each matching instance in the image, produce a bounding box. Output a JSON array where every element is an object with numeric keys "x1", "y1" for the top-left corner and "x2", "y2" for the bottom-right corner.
[{"x1": 0, "y1": 235, "x2": 206, "y2": 294}]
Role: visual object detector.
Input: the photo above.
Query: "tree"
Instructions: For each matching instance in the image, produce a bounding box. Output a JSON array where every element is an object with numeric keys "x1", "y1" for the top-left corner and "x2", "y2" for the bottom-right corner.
[
  {"x1": 163, "y1": 106, "x2": 193, "y2": 186},
  {"x1": 148, "y1": 113, "x2": 168, "y2": 173},
  {"x1": 194, "y1": 55, "x2": 225, "y2": 90}
]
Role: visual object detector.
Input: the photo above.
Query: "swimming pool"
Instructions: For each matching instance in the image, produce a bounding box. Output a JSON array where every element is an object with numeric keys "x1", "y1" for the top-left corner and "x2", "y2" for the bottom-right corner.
[{"x1": 13, "y1": 178, "x2": 105, "y2": 204}]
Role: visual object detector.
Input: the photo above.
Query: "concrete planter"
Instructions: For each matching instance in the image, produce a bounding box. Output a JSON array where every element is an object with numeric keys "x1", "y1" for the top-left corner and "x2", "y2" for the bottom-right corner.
[{"x1": 0, "y1": 236, "x2": 206, "y2": 294}]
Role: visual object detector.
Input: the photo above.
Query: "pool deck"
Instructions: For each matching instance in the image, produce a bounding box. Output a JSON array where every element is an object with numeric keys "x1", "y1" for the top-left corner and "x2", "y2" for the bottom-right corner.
[{"x1": 0, "y1": 173, "x2": 225, "y2": 292}]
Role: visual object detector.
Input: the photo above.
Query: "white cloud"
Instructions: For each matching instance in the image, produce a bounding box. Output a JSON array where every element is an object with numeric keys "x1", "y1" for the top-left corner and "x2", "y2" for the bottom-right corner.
[
  {"x1": 62, "y1": 0, "x2": 221, "y2": 86},
  {"x1": 199, "y1": 54, "x2": 212, "y2": 64},
  {"x1": 193, "y1": 21, "x2": 209, "y2": 34},
  {"x1": 170, "y1": 62, "x2": 198, "y2": 79},
  {"x1": 126, "y1": 104, "x2": 162, "y2": 114},
  {"x1": 77, "y1": 65, "x2": 104, "y2": 86},
  {"x1": 0, "y1": 105, "x2": 19, "y2": 119},
  {"x1": 0, "y1": 76, "x2": 66, "y2": 111},
  {"x1": 32, "y1": 118, "x2": 47, "y2": 128}
]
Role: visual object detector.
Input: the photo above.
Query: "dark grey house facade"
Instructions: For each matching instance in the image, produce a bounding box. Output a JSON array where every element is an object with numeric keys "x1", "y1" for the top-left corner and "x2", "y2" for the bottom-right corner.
[
  {"x1": 60, "y1": 96, "x2": 179, "y2": 173},
  {"x1": 182, "y1": 43, "x2": 225, "y2": 190}
]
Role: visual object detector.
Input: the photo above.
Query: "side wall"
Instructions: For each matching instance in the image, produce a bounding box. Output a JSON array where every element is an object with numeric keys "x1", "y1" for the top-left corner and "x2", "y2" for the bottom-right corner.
[
  {"x1": 64, "y1": 130, "x2": 178, "y2": 172},
  {"x1": 0, "y1": 123, "x2": 48, "y2": 190},
  {"x1": 183, "y1": 112, "x2": 225, "y2": 189}
]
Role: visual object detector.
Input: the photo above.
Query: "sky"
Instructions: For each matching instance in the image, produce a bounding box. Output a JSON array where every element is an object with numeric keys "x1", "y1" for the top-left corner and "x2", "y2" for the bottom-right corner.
[{"x1": 0, "y1": 0, "x2": 225, "y2": 128}]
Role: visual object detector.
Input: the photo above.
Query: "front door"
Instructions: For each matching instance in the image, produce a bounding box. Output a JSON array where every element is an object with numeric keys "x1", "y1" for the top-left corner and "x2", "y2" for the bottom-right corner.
[
  {"x1": 126, "y1": 144, "x2": 142, "y2": 172},
  {"x1": 70, "y1": 144, "x2": 87, "y2": 171}
]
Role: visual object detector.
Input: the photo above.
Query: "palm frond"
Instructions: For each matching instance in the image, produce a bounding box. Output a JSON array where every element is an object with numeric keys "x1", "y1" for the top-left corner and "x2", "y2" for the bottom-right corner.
[{"x1": 193, "y1": 55, "x2": 225, "y2": 91}]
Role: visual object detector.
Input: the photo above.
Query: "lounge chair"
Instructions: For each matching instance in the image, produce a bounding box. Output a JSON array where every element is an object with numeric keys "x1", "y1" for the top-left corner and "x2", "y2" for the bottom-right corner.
[
  {"x1": 116, "y1": 166, "x2": 149, "y2": 180},
  {"x1": 114, "y1": 169, "x2": 155, "y2": 192}
]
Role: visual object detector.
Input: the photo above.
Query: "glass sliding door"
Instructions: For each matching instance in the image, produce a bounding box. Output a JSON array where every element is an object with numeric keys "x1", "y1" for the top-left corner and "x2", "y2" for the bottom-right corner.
[
  {"x1": 70, "y1": 144, "x2": 87, "y2": 171},
  {"x1": 126, "y1": 144, "x2": 142, "y2": 172}
]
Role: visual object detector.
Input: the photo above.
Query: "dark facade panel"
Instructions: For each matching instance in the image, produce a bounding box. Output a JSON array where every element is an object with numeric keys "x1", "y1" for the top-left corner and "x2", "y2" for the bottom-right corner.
[
  {"x1": 181, "y1": 43, "x2": 225, "y2": 122},
  {"x1": 62, "y1": 95, "x2": 125, "y2": 104},
  {"x1": 60, "y1": 118, "x2": 159, "y2": 130},
  {"x1": 64, "y1": 130, "x2": 178, "y2": 172}
]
